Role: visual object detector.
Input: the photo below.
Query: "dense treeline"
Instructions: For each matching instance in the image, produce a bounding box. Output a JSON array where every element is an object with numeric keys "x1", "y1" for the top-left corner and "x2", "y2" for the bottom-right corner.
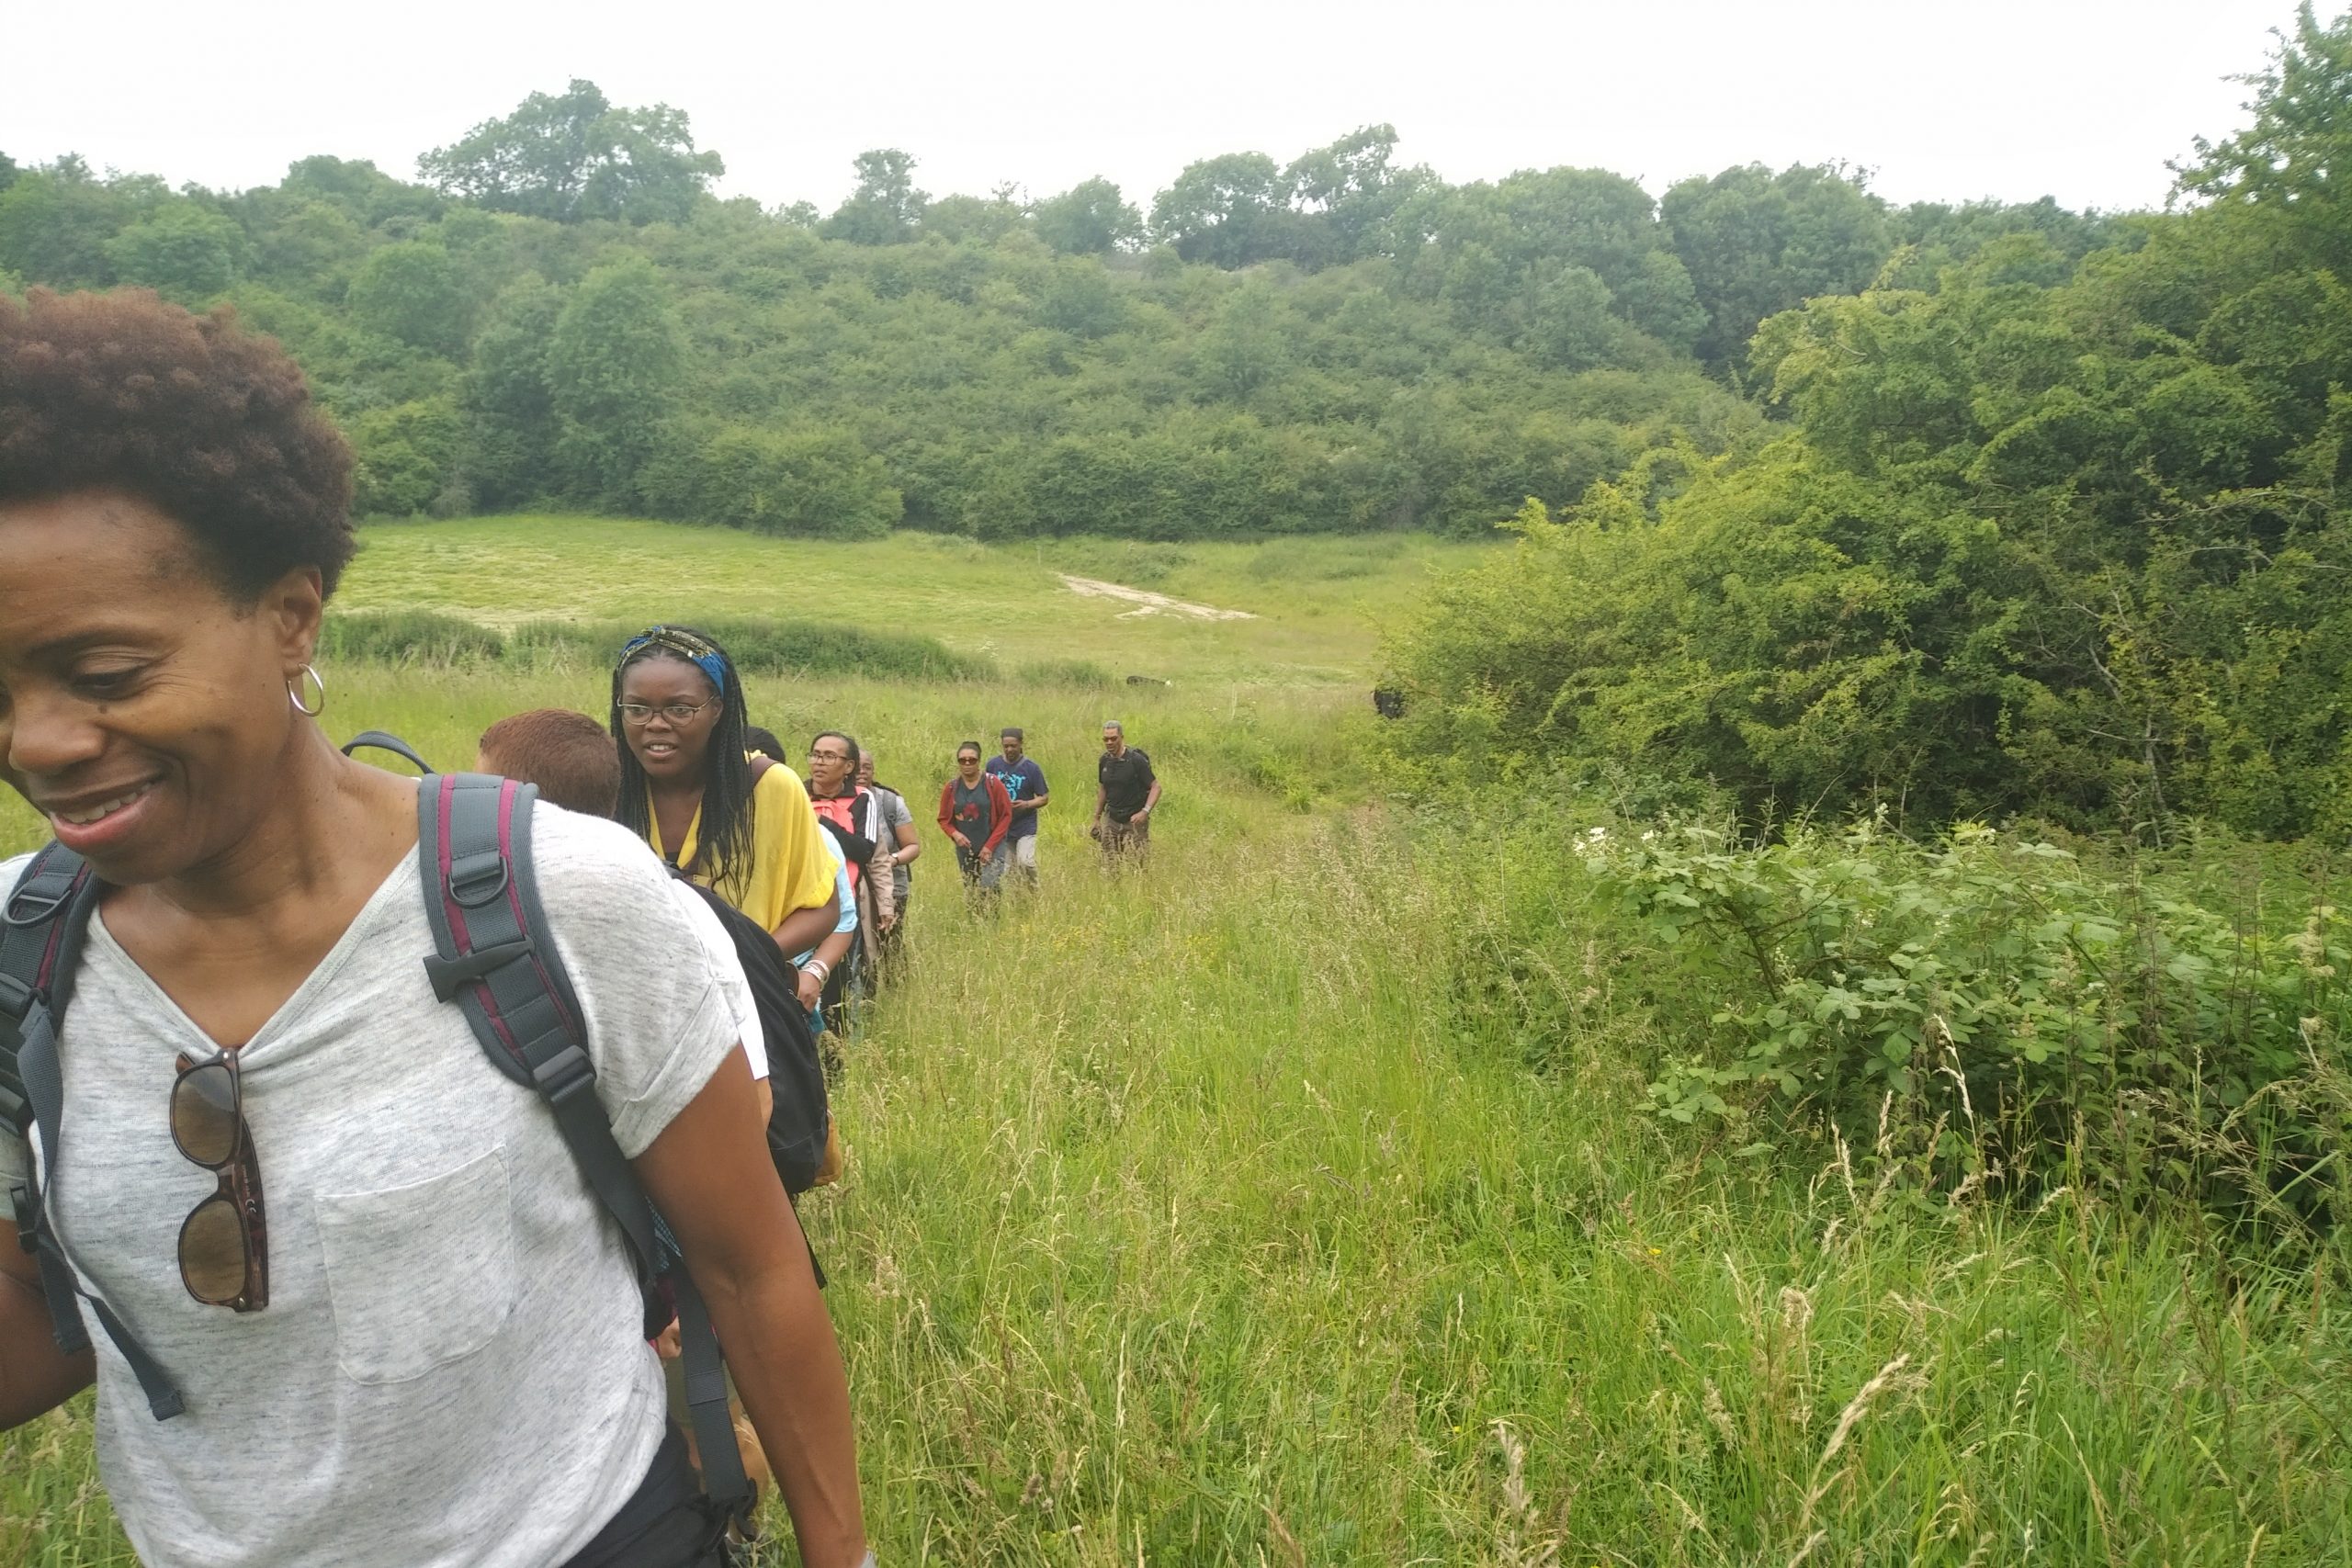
[
  {"x1": 3, "y1": 82, "x2": 2102, "y2": 539},
  {"x1": 1385, "y1": 6, "x2": 2352, "y2": 840}
]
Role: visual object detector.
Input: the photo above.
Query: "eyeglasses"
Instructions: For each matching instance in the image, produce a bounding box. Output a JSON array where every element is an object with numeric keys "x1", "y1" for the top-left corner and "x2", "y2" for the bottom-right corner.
[
  {"x1": 809, "y1": 749, "x2": 852, "y2": 764},
  {"x1": 618, "y1": 701, "x2": 713, "y2": 726},
  {"x1": 171, "y1": 1050, "x2": 267, "y2": 1313}
]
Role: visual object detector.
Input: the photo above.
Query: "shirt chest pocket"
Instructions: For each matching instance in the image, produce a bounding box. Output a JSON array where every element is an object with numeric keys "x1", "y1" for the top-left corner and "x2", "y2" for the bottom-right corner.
[{"x1": 314, "y1": 1148, "x2": 517, "y2": 1385}]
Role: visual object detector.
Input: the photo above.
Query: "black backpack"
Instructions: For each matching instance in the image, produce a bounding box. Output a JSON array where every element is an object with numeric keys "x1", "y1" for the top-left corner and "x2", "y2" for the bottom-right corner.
[
  {"x1": 379, "y1": 733, "x2": 834, "y2": 1199},
  {"x1": 0, "y1": 742, "x2": 807, "y2": 1528},
  {"x1": 673, "y1": 873, "x2": 834, "y2": 1194}
]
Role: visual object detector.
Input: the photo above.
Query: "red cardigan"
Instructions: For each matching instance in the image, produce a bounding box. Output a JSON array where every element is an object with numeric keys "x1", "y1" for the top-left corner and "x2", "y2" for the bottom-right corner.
[{"x1": 937, "y1": 773, "x2": 1013, "y2": 857}]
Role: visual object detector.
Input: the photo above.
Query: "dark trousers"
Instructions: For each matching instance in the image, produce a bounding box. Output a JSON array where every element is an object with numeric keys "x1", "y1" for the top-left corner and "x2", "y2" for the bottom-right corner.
[{"x1": 559, "y1": 1426, "x2": 731, "y2": 1567}]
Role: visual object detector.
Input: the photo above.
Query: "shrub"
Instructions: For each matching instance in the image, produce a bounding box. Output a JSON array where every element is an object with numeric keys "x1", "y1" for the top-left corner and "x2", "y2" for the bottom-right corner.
[
  {"x1": 321, "y1": 610, "x2": 991, "y2": 681},
  {"x1": 348, "y1": 397, "x2": 463, "y2": 517},
  {"x1": 645, "y1": 422, "x2": 901, "y2": 538},
  {"x1": 1444, "y1": 806, "x2": 2352, "y2": 1230},
  {"x1": 319, "y1": 609, "x2": 504, "y2": 664},
  {"x1": 1573, "y1": 818, "x2": 2352, "y2": 1212}
]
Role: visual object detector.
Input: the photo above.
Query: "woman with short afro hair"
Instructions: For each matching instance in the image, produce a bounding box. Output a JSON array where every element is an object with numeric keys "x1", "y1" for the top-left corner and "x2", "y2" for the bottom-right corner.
[{"x1": 0, "y1": 290, "x2": 870, "y2": 1568}]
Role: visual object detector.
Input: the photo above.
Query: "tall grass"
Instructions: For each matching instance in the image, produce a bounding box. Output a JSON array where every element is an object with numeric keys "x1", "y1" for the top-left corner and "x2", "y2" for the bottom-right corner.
[
  {"x1": 818, "y1": 811, "x2": 2352, "y2": 1565},
  {"x1": 6, "y1": 668, "x2": 2351, "y2": 1565},
  {"x1": 321, "y1": 610, "x2": 994, "y2": 682}
]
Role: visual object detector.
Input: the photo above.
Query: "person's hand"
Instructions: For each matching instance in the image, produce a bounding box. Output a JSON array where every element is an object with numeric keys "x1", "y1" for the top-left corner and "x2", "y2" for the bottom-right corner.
[
  {"x1": 652, "y1": 1319, "x2": 683, "y2": 1360},
  {"x1": 951, "y1": 831, "x2": 971, "y2": 851},
  {"x1": 796, "y1": 968, "x2": 824, "y2": 1010}
]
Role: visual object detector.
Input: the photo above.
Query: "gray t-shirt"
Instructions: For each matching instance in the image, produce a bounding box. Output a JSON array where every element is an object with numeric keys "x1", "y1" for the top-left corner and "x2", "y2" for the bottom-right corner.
[
  {"x1": 870, "y1": 784, "x2": 916, "y2": 902},
  {"x1": 0, "y1": 807, "x2": 737, "y2": 1568}
]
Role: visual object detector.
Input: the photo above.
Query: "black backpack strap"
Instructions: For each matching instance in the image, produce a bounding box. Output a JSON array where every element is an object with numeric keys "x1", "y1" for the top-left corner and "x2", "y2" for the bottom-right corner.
[
  {"x1": 342, "y1": 730, "x2": 433, "y2": 773},
  {"x1": 1, "y1": 847, "x2": 186, "y2": 1418},
  {"x1": 415, "y1": 774, "x2": 753, "y2": 1520}
]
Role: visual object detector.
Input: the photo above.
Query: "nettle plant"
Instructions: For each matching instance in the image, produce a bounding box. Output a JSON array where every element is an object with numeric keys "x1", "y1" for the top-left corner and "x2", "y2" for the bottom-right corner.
[{"x1": 1587, "y1": 819, "x2": 2352, "y2": 1198}]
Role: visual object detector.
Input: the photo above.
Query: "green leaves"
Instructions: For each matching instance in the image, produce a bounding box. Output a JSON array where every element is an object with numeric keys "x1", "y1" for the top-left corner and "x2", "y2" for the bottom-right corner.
[
  {"x1": 345, "y1": 242, "x2": 469, "y2": 358},
  {"x1": 639, "y1": 422, "x2": 901, "y2": 539},
  {"x1": 1033, "y1": 178, "x2": 1143, "y2": 256},
  {"x1": 545, "y1": 255, "x2": 684, "y2": 504},
  {"x1": 101, "y1": 200, "x2": 248, "y2": 301},
  {"x1": 1389, "y1": 81, "x2": 2352, "y2": 838},
  {"x1": 826, "y1": 150, "x2": 928, "y2": 246},
  {"x1": 417, "y1": 79, "x2": 723, "y2": 226},
  {"x1": 1590, "y1": 818, "x2": 2352, "y2": 1189}
]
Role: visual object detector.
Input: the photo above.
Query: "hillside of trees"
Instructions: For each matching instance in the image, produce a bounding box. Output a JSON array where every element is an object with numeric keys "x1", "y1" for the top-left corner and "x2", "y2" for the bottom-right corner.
[
  {"x1": 8, "y1": 10, "x2": 2343, "y2": 840},
  {"x1": 4, "y1": 82, "x2": 2109, "y2": 539},
  {"x1": 1383, "y1": 6, "x2": 2352, "y2": 840}
]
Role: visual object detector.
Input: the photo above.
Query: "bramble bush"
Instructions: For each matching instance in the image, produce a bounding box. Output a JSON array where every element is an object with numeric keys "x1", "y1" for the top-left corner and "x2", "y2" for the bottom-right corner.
[{"x1": 1455, "y1": 812, "x2": 2352, "y2": 1226}]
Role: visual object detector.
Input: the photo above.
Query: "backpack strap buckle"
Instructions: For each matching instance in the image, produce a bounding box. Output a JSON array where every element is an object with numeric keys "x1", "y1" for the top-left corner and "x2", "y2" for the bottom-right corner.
[
  {"x1": 9, "y1": 1180, "x2": 38, "y2": 1250},
  {"x1": 447, "y1": 850, "x2": 511, "y2": 908},
  {"x1": 531, "y1": 1043, "x2": 597, "y2": 1109},
  {"x1": 421, "y1": 937, "x2": 537, "y2": 1004},
  {"x1": 1, "y1": 885, "x2": 72, "y2": 930}
]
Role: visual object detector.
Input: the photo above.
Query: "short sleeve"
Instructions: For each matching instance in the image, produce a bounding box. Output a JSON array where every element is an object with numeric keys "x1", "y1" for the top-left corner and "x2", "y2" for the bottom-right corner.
[
  {"x1": 532, "y1": 814, "x2": 738, "y2": 1158},
  {"x1": 754, "y1": 766, "x2": 837, "y2": 920},
  {"x1": 1029, "y1": 761, "x2": 1049, "y2": 794}
]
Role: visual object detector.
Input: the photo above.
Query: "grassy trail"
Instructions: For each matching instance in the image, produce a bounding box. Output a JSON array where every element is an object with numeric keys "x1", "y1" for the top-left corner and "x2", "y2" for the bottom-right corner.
[
  {"x1": 5, "y1": 663, "x2": 2351, "y2": 1563},
  {"x1": 819, "y1": 809, "x2": 2352, "y2": 1565}
]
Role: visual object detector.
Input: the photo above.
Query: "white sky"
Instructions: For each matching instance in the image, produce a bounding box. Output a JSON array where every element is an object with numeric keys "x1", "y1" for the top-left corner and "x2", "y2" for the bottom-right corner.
[{"x1": 0, "y1": 0, "x2": 2311, "y2": 216}]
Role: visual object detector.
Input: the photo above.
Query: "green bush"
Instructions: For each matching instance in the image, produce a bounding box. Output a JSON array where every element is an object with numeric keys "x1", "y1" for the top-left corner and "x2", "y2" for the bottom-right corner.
[
  {"x1": 1578, "y1": 818, "x2": 2351, "y2": 1206},
  {"x1": 1444, "y1": 807, "x2": 2352, "y2": 1228},
  {"x1": 320, "y1": 609, "x2": 505, "y2": 663},
  {"x1": 322, "y1": 610, "x2": 991, "y2": 681},
  {"x1": 348, "y1": 397, "x2": 464, "y2": 517},
  {"x1": 643, "y1": 422, "x2": 901, "y2": 538},
  {"x1": 1013, "y1": 658, "x2": 1117, "y2": 687}
]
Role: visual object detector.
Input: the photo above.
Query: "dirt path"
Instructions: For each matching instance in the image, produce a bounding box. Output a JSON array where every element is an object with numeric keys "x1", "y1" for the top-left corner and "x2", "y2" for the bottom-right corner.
[{"x1": 1057, "y1": 574, "x2": 1256, "y2": 621}]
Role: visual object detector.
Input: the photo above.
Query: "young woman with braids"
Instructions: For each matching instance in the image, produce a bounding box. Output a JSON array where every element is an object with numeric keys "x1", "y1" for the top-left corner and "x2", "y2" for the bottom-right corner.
[{"x1": 612, "y1": 629, "x2": 842, "y2": 1012}]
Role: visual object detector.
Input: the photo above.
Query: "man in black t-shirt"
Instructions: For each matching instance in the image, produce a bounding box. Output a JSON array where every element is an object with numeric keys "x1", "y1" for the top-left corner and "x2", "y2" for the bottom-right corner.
[{"x1": 1092, "y1": 720, "x2": 1160, "y2": 864}]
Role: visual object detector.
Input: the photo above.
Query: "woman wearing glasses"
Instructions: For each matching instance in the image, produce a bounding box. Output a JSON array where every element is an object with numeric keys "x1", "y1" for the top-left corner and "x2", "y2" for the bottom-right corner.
[
  {"x1": 0, "y1": 292, "x2": 869, "y2": 1568},
  {"x1": 611, "y1": 628, "x2": 842, "y2": 1014}
]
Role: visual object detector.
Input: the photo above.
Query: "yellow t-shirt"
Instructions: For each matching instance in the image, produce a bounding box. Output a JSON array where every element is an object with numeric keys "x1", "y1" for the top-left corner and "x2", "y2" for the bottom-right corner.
[{"x1": 645, "y1": 761, "x2": 836, "y2": 932}]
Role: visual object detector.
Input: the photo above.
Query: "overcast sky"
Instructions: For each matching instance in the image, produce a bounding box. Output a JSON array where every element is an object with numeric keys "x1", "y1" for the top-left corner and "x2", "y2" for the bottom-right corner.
[{"x1": 0, "y1": 0, "x2": 2311, "y2": 216}]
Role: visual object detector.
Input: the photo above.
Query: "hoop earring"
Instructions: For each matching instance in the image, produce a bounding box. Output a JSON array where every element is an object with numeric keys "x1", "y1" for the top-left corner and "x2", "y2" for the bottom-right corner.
[{"x1": 288, "y1": 664, "x2": 327, "y2": 718}]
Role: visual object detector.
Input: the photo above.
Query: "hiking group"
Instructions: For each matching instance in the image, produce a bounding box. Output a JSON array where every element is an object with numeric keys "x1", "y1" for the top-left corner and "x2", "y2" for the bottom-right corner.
[
  {"x1": 939, "y1": 719, "x2": 1158, "y2": 902},
  {"x1": 0, "y1": 290, "x2": 1170, "y2": 1567}
]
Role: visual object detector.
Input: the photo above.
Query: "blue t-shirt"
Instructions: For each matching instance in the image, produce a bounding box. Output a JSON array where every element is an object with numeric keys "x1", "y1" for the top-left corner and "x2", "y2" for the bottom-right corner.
[{"x1": 987, "y1": 756, "x2": 1049, "y2": 840}]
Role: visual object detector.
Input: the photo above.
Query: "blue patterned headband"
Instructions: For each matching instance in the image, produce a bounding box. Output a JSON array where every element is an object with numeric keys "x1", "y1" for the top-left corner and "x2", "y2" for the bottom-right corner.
[{"x1": 619, "y1": 626, "x2": 728, "y2": 695}]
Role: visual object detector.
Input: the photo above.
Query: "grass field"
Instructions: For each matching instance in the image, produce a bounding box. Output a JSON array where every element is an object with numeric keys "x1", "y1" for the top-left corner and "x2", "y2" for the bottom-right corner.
[
  {"x1": 333, "y1": 518, "x2": 1491, "y2": 686},
  {"x1": 6, "y1": 526, "x2": 2352, "y2": 1565}
]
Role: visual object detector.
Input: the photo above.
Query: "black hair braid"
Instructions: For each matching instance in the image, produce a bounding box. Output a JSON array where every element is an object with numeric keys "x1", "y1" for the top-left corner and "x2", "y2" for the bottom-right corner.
[{"x1": 611, "y1": 626, "x2": 759, "y2": 901}]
